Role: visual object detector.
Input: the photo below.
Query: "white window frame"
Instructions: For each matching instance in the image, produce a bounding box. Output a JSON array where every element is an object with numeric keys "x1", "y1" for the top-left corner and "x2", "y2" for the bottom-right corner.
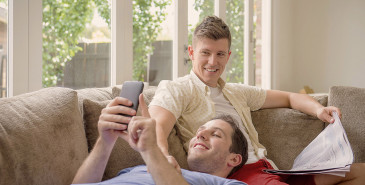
[
  {"x1": 8, "y1": 0, "x2": 42, "y2": 96},
  {"x1": 111, "y1": 0, "x2": 133, "y2": 85},
  {"x1": 8, "y1": 0, "x2": 272, "y2": 97}
]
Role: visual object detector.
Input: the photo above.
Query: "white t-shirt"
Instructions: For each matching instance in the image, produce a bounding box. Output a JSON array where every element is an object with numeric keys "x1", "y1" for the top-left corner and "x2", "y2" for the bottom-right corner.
[{"x1": 209, "y1": 86, "x2": 264, "y2": 164}]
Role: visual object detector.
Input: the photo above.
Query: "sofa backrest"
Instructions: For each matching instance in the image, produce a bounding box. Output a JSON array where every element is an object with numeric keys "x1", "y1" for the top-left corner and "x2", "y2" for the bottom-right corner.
[{"x1": 0, "y1": 87, "x2": 88, "y2": 185}]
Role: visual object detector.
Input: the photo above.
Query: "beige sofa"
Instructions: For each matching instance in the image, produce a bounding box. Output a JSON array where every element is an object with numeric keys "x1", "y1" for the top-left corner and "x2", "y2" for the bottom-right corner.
[{"x1": 0, "y1": 85, "x2": 364, "y2": 184}]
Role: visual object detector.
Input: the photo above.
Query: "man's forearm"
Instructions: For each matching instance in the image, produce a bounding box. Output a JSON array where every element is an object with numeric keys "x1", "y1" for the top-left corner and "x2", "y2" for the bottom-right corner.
[
  {"x1": 289, "y1": 93, "x2": 323, "y2": 117},
  {"x1": 149, "y1": 106, "x2": 176, "y2": 156},
  {"x1": 140, "y1": 147, "x2": 189, "y2": 185},
  {"x1": 72, "y1": 138, "x2": 114, "y2": 184},
  {"x1": 156, "y1": 127, "x2": 170, "y2": 156}
]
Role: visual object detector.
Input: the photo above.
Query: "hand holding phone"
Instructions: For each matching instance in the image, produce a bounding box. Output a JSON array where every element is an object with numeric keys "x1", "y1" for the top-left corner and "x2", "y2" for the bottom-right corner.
[{"x1": 119, "y1": 81, "x2": 144, "y2": 118}]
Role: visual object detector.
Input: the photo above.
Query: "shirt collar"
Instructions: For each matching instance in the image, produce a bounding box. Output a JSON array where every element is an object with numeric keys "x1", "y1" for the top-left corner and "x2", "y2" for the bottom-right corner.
[{"x1": 189, "y1": 70, "x2": 226, "y2": 94}]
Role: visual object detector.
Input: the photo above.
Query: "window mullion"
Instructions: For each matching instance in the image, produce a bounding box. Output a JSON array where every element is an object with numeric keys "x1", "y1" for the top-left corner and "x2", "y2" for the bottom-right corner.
[
  {"x1": 111, "y1": 0, "x2": 133, "y2": 86},
  {"x1": 8, "y1": 0, "x2": 42, "y2": 97},
  {"x1": 261, "y1": 0, "x2": 272, "y2": 89},
  {"x1": 215, "y1": 0, "x2": 226, "y2": 21},
  {"x1": 28, "y1": 0, "x2": 42, "y2": 92},
  {"x1": 173, "y1": 0, "x2": 189, "y2": 80},
  {"x1": 244, "y1": 0, "x2": 255, "y2": 85}
]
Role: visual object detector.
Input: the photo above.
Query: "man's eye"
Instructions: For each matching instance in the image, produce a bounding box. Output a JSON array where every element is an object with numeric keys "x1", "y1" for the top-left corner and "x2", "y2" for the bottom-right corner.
[
  {"x1": 218, "y1": 53, "x2": 226, "y2": 57},
  {"x1": 201, "y1": 51, "x2": 210, "y2": 55}
]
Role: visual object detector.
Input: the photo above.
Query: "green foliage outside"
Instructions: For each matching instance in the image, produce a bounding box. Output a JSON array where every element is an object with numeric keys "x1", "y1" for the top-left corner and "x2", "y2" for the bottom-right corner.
[
  {"x1": 132, "y1": 0, "x2": 171, "y2": 81},
  {"x1": 43, "y1": 0, "x2": 93, "y2": 87},
  {"x1": 191, "y1": 0, "x2": 244, "y2": 83},
  {"x1": 0, "y1": 0, "x2": 6, "y2": 6},
  {"x1": 42, "y1": 0, "x2": 170, "y2": 87}
]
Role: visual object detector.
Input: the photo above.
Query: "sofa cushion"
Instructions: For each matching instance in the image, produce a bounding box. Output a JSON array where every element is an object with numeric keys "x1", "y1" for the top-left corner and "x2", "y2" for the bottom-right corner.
[
  {"x1": 328, "y1": 86, "x2": 365, "y2": 163},
  {"x1": 76, "y1": 87, "x2": 113, "y2": 116},
  {"x1": 251, "y1": 108, "x2": 324, "y2": 170},
  {"x1": 83, "y1": 98, "x2": 188, "y2": 180},
  {"x1": 0, "y1": 87, "x2": 88, "y2": 185}
]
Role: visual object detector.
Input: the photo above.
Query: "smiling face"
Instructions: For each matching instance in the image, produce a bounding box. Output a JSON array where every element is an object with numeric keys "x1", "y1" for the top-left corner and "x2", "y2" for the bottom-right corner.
[
  {"x1": 188, "y1": 38, "x2": 231, "y2": 87},
  {"x1": 187, "y1": 119, "x2": 236, "y2": 177}
]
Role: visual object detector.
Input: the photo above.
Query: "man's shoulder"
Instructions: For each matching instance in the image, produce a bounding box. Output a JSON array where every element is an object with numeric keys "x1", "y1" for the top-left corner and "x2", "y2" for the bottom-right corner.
[
  {"x1": 225, "y1": 83, "x2": 263, "y2": 92},
  {"x1": 158, "y1": 74, "x2": 196, "y2": 91}
]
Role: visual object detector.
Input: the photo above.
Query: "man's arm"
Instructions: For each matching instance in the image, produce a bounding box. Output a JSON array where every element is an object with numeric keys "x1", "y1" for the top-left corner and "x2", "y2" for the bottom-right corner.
[
  {"x1": 149, "y1": 106, "x2": 175, "y2": 156},
  {"x1": 72, "y1": 138, "x2": 114, "y2": 183},
  {"x1": 261, "y1": 90, "x2": 341, "y2": 123},
  {"x1": 121, "y1": 101, "x2": 189, "y2": 185},
  {"x1": 72, "y1": 97, "x2": 136, "y2": 183},
  {"x1": 149, "y1": 105, "x2": 182, "y2": 172}
]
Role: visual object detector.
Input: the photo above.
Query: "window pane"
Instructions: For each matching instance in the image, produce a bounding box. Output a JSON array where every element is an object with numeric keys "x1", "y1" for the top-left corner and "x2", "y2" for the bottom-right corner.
[
  {"x1": 132, "y1": 0, "x2": 172, "y2": 85},
  {"x1": 188, "y1": 0, "x2": 215, "y2": 71},
  {"x1": 226, "y1": 0, "x2": 244, "y2": 83},
  {"x1": 0, "y1": 1, "x2": 7, "y2": 98},
  {"x1": 254, "y1": 0, "x2": 262, "y2": 87},
  {"x1": 42, "y1": 0, "x2": 111, "y2": 89}
]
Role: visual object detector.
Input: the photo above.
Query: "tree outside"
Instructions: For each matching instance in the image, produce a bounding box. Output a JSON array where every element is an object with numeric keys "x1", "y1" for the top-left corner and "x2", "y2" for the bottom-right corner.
[{"x1": 42, "y1": 0, "x2": 170, "y2": 87}]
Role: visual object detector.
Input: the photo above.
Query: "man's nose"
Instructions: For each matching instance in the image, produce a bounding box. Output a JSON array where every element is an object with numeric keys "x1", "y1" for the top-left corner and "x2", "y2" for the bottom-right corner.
[
  {"x1": 197, "y1": 130, "x2": 208, "y2": 140},
  {"x1": 208, "y1": 55, "x2": 218, "y2": 66}
]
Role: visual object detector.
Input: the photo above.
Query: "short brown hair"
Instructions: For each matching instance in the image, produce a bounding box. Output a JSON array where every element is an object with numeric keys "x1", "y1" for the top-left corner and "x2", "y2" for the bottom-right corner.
[
  {"x1": 212, "y1": 115, "x2": 248, "y2": 176},
  {"x1": 193, "y1": 16, "x2": 231, "y2": 49}
]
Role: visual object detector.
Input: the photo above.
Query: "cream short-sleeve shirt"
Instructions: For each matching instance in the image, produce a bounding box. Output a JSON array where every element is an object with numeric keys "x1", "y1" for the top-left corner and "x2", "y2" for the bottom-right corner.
[{"x1": 150, "y1": 71, "x2": 267, "y2": 159}]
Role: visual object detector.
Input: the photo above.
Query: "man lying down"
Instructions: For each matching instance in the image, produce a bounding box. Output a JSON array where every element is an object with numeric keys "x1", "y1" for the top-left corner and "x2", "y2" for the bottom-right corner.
[{"x1": 72, "y1": 95, "x2": 248, "y2": 185}]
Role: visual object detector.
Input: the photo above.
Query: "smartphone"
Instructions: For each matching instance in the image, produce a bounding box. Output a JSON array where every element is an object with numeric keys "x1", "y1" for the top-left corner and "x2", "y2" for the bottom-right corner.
[{"x1": 119, "y1": 81, "x2": 144, "y2": 118}]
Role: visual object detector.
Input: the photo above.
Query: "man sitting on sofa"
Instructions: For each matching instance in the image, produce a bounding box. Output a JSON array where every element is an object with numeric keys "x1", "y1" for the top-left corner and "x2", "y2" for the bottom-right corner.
[
  {"x1": 72, "y1": 95, "x2": 248, "y2": 185},
  {"x1": 149, "y1": 15, "x2": 365, "y2": 185}
]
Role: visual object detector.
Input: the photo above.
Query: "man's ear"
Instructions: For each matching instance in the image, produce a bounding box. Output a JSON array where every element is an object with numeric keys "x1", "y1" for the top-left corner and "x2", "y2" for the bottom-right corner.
[
  {"x1": 188, "y1": 45, "x2": 194, "y2": 60},
  {"x1": 227, "y1": 153, "x2": 242, "y2": 168}
]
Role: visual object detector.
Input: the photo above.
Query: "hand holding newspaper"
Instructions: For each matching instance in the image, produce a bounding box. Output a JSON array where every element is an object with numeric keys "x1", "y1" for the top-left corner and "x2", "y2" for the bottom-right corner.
[{"x1": 264, "y1": 112, "x2": 353, "y2": 177}]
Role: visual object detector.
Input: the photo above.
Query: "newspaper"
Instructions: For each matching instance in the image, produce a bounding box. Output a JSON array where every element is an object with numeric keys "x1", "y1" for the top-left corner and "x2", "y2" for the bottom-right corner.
[{"x1": 264, "y1": 112, "x2": 353, "y2": 177}]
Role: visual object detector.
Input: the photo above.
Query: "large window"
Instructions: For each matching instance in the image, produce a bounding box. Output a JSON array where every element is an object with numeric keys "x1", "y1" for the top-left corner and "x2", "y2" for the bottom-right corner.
[
  {"x1": 42, "y1": 0, "x2": 111, "y2": 89},
  {"x1": 0, "y1": 0, "x2": 7, "y2": 98},
  {"x1": 9, "y1": 0, "x2": 271, "y2": 96},
  {"x1": 226, "y1": 0, "x2": 244, "y2": 83},
  {"x1": 132, "y1": 0, "x2": 172, "y2": 86}
]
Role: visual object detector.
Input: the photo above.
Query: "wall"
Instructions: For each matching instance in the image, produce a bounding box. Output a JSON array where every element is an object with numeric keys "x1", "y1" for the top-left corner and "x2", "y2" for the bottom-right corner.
[
  {"x1": 272, "y1": 0, "x2": 294, "y2": 92},
  {"x1": 272, "y1": 0, "x2": 365, "y2": 93}
]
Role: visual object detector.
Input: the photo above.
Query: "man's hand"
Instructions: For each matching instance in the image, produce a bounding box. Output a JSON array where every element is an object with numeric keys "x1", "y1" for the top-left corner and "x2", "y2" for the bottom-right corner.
[
  {"x1": 316, "y1": 106, "x2": 342, "y2": 123},
  {"x1": 119, "y1": 94, "x2": 159, "y2": 153},
  {"x1": 98, "y1": 96, "x2": 137, "y2": 146},
  {"x1": 73, "y1": 96, "x2": 138, "y2": 184}
]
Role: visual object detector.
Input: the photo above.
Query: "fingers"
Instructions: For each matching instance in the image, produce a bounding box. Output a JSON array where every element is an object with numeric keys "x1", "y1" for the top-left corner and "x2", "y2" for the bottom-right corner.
[
  {"x1": 99, "y1": 111, "x2": 132, "y2": 124},
  {"x1": 108, "y1": 97, "x2": 133, "y2": 107},
  {"x1": 99, "y1": 120, "x2": 128, "y2": 131},
  {"x1": 330, "y1": 106, "x2": 342, "y2": 119},
  {"x1": 128, "y1": 117, "x2": 144, "y2": 141},
  {"x1": 139, "y1": 94, "x2": 150, "y2": 118},
  {"x1": 102, "y1": 97, "x2": 137, "y2": 119},
  {"x1": 318, "y1": 106, "x2": 342, "y2": 123}
]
